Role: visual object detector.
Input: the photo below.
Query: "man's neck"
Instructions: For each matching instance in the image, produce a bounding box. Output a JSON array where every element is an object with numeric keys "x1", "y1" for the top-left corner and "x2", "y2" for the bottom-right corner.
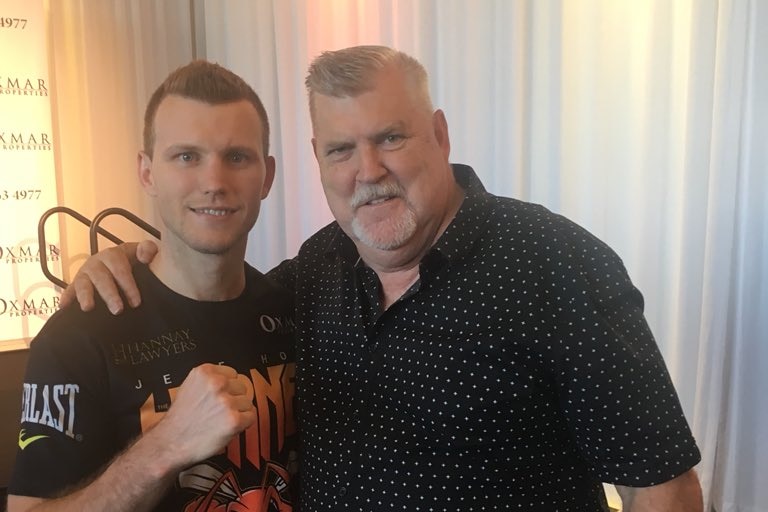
[
  {"x1": 377, "y1": 266, "x2": 421, "y2": 310},
  {"x1": 149, "y1": 247, "x2": 246, "y2": 302}
]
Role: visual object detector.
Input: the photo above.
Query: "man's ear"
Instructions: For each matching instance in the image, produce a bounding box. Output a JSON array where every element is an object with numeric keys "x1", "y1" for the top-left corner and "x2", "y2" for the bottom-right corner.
[
  {"x1": 432, "y1": 109, "x2": 451, "y2": 159},
  {"x1": 137, "y1": 151, "x2": 157, "y2": 196},
  {"x1": 261, "y1": 155, "x2": 276, "y2": 199},
  {"x1": 311, "y1": 137, "x2": 319, "y2": 162}
]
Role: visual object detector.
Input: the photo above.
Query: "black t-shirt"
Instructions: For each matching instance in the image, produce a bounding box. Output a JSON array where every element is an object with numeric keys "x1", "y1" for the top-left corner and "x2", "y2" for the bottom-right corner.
[{"x1": 10, "y1": 263, "x2": 298, "y2": 511}]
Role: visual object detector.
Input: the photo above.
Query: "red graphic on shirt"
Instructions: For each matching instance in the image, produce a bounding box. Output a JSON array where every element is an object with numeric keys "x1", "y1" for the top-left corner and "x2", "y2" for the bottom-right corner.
[{"x1": 181, "y1": 462, "x2": 293, "y2": 512}]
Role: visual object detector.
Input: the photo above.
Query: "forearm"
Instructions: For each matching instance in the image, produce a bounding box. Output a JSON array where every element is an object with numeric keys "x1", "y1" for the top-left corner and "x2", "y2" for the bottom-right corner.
[
  {"x1": 10, "y1": 364, "x2": 251, "y2": 512},
  {"x1": 616, "y1": 469, "x2": 702, "y2": 512},
  {"x1": 24, "y1": 432, "x2": 182, "y2": 512}
]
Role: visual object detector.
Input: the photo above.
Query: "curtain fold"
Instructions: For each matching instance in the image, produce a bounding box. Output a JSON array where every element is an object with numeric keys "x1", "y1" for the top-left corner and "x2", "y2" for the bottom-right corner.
[{"x1": 709, "y1": 1, "x2": 768, "y2": 509}]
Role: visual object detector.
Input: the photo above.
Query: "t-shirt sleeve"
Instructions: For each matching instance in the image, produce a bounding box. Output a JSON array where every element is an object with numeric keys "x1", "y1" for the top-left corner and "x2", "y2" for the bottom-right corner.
[
  {"x1": 8, "y1": 313, "x2": 116, "y2": 498},
  {"x1": 543, "y1": 216, "x2": 701, "y2": 486}
]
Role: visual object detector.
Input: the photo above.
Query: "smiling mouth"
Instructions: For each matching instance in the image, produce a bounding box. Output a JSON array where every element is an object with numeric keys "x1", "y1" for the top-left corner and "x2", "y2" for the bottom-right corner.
[
  {"x1": 355, "y1": 195, "x2": 401, "y2": 210},
  {"x1": 366, "y1": 197, "x2": 393, "y2": 206},
  {"x1": 190, "y1": 207, "x2": 234, "y2": 216}
]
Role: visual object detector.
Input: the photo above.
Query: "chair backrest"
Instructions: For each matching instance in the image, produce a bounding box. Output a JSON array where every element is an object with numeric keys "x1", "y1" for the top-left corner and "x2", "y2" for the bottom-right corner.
[{"x1": 38, "y1": 206, "x2": 160, "y2": 288}]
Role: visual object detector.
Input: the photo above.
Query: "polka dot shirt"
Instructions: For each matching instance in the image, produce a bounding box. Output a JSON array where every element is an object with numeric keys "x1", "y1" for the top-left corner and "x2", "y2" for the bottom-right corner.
[{"x1": 269, "y1": 164, "x2": 700, "y2": 511}]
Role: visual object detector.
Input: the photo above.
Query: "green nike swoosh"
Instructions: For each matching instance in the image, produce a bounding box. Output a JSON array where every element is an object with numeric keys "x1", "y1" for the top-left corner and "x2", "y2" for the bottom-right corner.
[{"x1": 18, "y1": 429, "x2": 49, "y2": 450}]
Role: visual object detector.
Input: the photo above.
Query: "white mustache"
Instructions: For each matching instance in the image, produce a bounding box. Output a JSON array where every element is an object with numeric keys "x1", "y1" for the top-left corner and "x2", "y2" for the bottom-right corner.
[{"x1": 350, "y1": 182, "x2": 405, "y2": 209}]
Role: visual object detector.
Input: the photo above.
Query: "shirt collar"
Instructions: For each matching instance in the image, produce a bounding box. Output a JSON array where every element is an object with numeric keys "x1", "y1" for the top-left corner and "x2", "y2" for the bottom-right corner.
[{"x1": 430, "y1": 164, "x2": 493, "y2": 263}]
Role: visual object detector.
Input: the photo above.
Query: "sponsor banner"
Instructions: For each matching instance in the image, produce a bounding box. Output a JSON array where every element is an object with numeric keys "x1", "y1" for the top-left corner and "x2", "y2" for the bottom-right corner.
[
  {"x1": 0, "y1": 76, "x2": 50, "y2": 98},
  {"x1": 0, "y1": 0, "x2": 60, "y2": 349},
  {"x1": 0, "y1": 290, "x2": 60, "y2": 318}
]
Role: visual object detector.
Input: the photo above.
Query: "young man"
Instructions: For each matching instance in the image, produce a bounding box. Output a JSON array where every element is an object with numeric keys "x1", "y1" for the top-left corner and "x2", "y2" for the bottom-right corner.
[
  {"x1": 64, "y1": 46, "x2": 703, "y2": 511},
  {"x1": 8, "y1": 61, "x2": 297, "y2": 512}
]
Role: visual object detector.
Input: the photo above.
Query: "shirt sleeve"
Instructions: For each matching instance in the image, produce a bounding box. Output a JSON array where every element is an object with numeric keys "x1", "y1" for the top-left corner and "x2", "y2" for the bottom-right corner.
[
  {"x1": 8, "y1": 311, "x2": 116, "y2": 498},
  {"x1": 543, "y1": 216, "x2": 701, "y2": 486},
  {"x1": 267, "y1": 257, "x2": 299, "y2": 292}
]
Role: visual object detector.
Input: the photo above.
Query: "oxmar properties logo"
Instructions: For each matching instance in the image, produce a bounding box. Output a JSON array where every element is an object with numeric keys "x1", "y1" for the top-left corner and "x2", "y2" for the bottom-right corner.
[
  {"x1": 0, "y1": 293, "x2": 60, "y2": 319},
  {"x1": 0, "y1": 76, "x2": 48, "y2": 97},
  {"x1": 0, "y1": 130, "x2": 52, "y2": 150},
  {"x1": 0, "y1": 244, "x2": 60, "y2": 264}
]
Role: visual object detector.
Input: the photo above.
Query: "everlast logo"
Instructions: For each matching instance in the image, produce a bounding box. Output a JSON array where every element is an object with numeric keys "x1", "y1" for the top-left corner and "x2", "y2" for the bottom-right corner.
[
  {"x1": 0, "y1": 244, "x2": 60, "y2": 264},
  {"x1": 0, "y1": 132, "x2": 52, "y2": 150},
  {"x1": 0, "y1": 76, "x2": 48, "y2": 96},
  {"x1": 0, "y1": 296, "x2": 60, "y2": 317},
  {"x1": 20, "y1": 383, "x2": 79, "y2": 438}
]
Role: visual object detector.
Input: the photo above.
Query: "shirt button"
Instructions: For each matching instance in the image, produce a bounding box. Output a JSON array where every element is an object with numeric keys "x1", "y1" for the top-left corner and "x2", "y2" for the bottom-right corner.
[{"x1": 338, "y1": 486, "x2": 348, "y2": 497}]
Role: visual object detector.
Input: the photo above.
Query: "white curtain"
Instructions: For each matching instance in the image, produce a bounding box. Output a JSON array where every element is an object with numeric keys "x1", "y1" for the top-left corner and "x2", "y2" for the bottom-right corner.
[{"x1": 45, "y1": 0, "x2": 767, "y2": 510}]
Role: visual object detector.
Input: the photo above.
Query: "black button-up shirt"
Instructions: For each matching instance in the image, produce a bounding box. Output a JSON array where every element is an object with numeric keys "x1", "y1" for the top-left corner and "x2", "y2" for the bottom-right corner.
[{"x1": 270, "y1": 164, "x2": 700, "y2": 511}]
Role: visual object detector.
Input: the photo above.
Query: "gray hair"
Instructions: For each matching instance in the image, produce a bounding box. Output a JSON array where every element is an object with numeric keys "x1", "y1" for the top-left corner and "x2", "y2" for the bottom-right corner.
[{"x1": 305, "y1": 45, "x2": 432, "y2": 121}]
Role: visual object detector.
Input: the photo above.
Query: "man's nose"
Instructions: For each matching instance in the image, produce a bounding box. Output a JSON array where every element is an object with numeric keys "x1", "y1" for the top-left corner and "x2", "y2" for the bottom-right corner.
[
  {"x1": 355, "y1": 144, "x2": 386, "y2": 183},
  {"x1": 199, "y1": 157, "x2": 228, "y2": 193}
]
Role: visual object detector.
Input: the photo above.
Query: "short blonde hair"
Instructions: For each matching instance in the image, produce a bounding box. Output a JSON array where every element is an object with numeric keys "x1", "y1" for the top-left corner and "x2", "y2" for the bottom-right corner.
[{"x1": 305, "y1": 45, "x2": 432, "y2": 122}]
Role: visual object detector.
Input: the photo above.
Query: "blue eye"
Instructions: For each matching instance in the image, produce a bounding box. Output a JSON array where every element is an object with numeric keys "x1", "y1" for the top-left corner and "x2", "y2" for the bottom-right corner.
[
  {"x1": 225, "y1": 149, "x2": 254, "y2": 164},
  {"x1": 380, "y1": 133, "x2": 406, "y2": 149},
  {"x1": 230, "y1": 153, "x2": 245, "y2": 163}
]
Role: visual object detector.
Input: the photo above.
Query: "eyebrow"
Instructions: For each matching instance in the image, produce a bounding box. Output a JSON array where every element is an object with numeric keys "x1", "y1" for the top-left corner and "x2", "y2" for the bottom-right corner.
[
  {"x1": 161, "y1": 144, "x2": 260, "y2": 157},
  {"x1": 223, "y1": 145, "x2": 260, "y2": 156},
  {"x1": 162, "y1": 144, "x2": 201, "y2": 156},
  {"x1": 370, "y1": 122, "x2": 407, "y2": 140}
]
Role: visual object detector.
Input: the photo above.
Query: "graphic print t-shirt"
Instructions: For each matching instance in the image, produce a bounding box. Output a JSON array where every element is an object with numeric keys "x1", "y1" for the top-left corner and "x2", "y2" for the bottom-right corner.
[{"x1": 10, "y1": 263, "x2": 298, "y2": 511}]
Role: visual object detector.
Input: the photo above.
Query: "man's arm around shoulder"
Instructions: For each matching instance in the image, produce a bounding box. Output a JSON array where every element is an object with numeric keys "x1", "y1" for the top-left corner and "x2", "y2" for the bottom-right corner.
[{"x1": 616, "y1": 468, "x2": 703, "y2": 512}]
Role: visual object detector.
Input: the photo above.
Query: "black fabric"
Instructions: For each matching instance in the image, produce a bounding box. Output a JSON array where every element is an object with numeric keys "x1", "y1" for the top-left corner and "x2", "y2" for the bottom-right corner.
[
  {"x1": 270, "y1": 164, "x2": 701, "y2": 511},
  {"x1": 10, "y1": 263, "x2": 298, "y2": 511}
]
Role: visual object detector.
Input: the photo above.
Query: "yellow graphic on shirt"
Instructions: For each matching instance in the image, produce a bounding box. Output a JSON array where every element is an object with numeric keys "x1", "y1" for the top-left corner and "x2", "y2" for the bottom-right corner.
[{"x1": 18, "y1": 429, "x2": 49, "y2": 450}]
